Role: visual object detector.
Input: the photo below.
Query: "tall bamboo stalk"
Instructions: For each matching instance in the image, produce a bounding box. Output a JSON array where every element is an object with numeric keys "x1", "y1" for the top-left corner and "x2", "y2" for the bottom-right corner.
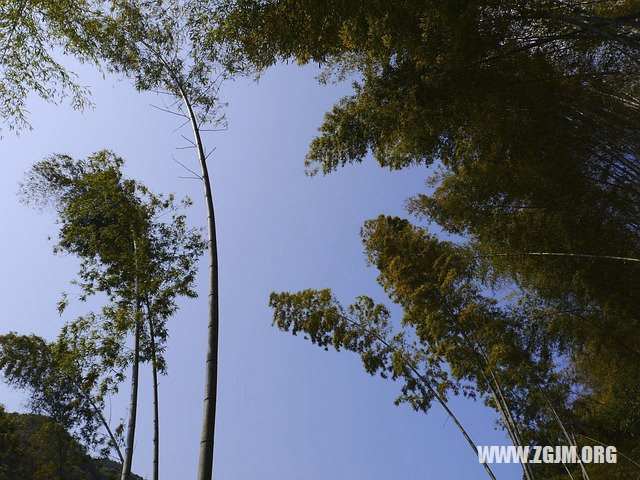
[
  {"x1": 121, "y1": 238, "x2": 142, "y2": 480},
  {"x1": 120, "y1": 313, "x2": 140, "y2": 480},
  {"x1": 178, "y1": 88, "x2": 220, "y2": 480},
  {"x1": 462, "y1": 329, "x2": 536, "y2": 480},
  {"x1": 342, "y1": 315, "x2": 498, "y2": 480},
  {"x1": 546, "y1": 398, "x2": 591, "y2": 480},
  {"x1": 79, "y1": 382, "x2": 124, "y2": 463},
  {"x1": 142, "y1": 292, "x2": 160, "y2": 480},
  {"x1": 147, "y1": 306, "x2": 160, "y2": 480},
  {"x1": 139, "y1": 40, "x2": 221, "y2": 480}
]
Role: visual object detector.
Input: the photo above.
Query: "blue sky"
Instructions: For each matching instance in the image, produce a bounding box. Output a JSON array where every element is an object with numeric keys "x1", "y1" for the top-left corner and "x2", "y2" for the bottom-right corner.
[{"x1": 0, "y1": 61, "x2": 521, "y2": 479}]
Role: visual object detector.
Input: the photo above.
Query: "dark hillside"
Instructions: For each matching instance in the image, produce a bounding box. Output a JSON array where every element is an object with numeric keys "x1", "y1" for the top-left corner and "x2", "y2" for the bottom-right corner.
[{"x1": 0, "y1": 406, "x2": 141, "y2": 480}]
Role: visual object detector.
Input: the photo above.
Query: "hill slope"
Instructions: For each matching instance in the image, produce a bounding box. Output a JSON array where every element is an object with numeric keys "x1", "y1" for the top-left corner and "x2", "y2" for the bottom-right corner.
[{"x1": 0, "y1": 406, "x2": 141, "y2": 480}]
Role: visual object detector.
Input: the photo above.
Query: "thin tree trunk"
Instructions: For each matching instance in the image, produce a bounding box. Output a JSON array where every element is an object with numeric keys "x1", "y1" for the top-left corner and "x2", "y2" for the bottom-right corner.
[
  {"x1": 171, "y1": 83, "x2": 220, "y2": 480},
  {"x1": 140, "y1": 42, "x2": 221, "y2": 480},
  {"x1": 494, "y1": 252, "x2": 640, "y2": 263},
  {"x1": 546, "y1": 400, "x2": 591, "y2": 480},
  {"x1": 464, "y1": 331, "x2": 536, "y2": 480},
  {"x1": 148, "y1": 309, "x2": 160, "y2": 480},
  {"x1": 543, "y1": 11, "x2": 640, "y2": 51},
  {"x1": 95, "y1": 402, "x2": 125, "y2": 464},
  {"x1": 486, "y1": 381, "x2": 536, "y2": 480},
  {"x1": 410, "y1": 366, "x2": 499, "y2": 480},
  {"x1": 542, "y1": 431, "x2": 575, "y2": 479},
  {"x1": 121, "y1": 238, "x2": 141, "y2": 480},
  {"x1": 120, "y1": 314, "x2": 140, "y2": 480},
  {"x1": 81, "y1": 383, "x2": 125, "y2": 463},
  {"x1": 483, "y1": 353, "x2": 537, "y2": 480},
  {"x1": 577, "y1": 434, "x2": 640, "y2": 469},
  {"x1": 476, "y1": 362, "x2": 533, "y2": 480},
  {"x1": 343, "y1": 316, "x2": 498, "y2": 480},
  {"x1": 572, "y1": 434, "x2": 591, "y2": 480}
]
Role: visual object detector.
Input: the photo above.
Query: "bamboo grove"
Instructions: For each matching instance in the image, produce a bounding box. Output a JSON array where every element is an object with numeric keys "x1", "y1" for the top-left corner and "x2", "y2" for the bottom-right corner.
[{"x1": 1, "y1": 1, "x2": 640, "y2": 479}]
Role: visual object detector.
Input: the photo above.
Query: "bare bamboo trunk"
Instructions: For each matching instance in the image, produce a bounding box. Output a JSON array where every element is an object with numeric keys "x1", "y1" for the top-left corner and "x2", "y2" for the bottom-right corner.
[
  {"x1": 486, "y1": 383, "x2": 535, "y2": 480},
  {"x1": 466, "y1": 332, "x2": 535, "y2": 480},
  {"x1": 120, "y1": 314, "x2": 140, "y2": 480},
  {"x1": 97, "y1": 405, "x2": 125, "y2": 464},
  {"x1": 121, "y1": 238, "x2": 141, "y2": 480},
  {"x1": 410, "y1": 367, "x2": 499, "y2": 480},
  {"x1": 546, "y1": 400, "x2": 591, "y2": 480},
  {"x1": 494, "y1": 252, "x2": 640, "y2": 263},
  {"x1": 343, "y1": 316, "x2": 498, "y2": 480},
  {"x1": 484, "y1": 358, "x2": 536, "y2": 480},
  {"x1": 83, "y1": 385, "x2": 124, "y2": 463},
  {"x1": 145, "y1": 45, "x2": 220, "y2": 480},
  {"x1": 148, "y1": 312, "x2": 160, "y2": 480},
  {"x1": 174, "y1": 85, "x2": 220, "y2": 480}
]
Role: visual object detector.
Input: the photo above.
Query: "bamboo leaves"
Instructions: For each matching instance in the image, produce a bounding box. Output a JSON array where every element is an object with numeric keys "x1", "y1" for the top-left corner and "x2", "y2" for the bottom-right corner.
[{"x1": 20, "y1": 150, "x2": 205, "y2": 477}]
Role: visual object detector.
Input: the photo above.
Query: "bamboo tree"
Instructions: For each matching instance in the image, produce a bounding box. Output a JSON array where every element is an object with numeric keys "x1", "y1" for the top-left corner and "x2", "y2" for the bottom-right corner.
[
  {"x1": 21, "y1": 150, "x2": 205, "y2": 477},
  {"x1": 269, "y1": 215, "x2": 586, "y2": 477},
  {"x1": 167, "y1": 66, "x2": 220, "y2": 480},
  {"x1": 269, "y1": 289, "x2": 498, "y2": 480},
  {"x1": 0, "y1": 332, "x2": 125, "y2": 462},
  {"x1": 120, "y1": 315, "x2": 140, "y2": 480},
  {"x1": 121, "y1": 238, "x2": 142, "y2": 480},
  {"x1": 472, "y1": 337, "x2": 537, "y2": 480},
  {"x1": 10, "y1": 4, "x2": 223, "y2": 473},
  {"x1": 142, "y1": 293, "x2": 161, "y2": 480},
  {"x1": 546, "y1": 401, "x2": 591, "y2": 480},
  {"x1": 198, "y1": 3, "x2": 640, "y2": 476},
  {"x1": 93, "y1": 4, "x2": 226, "y2": 476},
  {"x1": 146, "y1": 301, "x2": 160, "y2": 480}
]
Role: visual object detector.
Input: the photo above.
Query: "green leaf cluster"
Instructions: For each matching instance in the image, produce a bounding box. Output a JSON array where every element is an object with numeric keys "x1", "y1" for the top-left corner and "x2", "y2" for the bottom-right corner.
[
  {"x1": 0, "y1": 332, "x2": 121, "y2": 461},
  {"x1": 0, "y1": 0, "x2": 111, "y2": 132},
  {"x1": 21, "y1": 150, "x2": 205, "y2": 368},
  {"x1": 0, "y1": 406, "x2": 143, "y2": 480},
  {"x1": 11, "y1": 150, "x2": 206, "y2": 466},
  {"x1": 207, "y1": 2, "x2": 640, "y2": 475}
]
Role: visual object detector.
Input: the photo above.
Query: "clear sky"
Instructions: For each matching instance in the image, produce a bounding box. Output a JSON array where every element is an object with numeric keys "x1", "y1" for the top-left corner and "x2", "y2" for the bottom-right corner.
[{"x1": 0, "y1": 61, "x2": 521, "y2": 479}]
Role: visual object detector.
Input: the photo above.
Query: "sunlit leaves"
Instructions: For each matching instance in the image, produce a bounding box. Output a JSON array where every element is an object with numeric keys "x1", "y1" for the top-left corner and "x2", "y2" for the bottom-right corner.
[
  {"x1": 21, "y1": 150, "x2": 205, "y2": 370},
  {"x1": 16, "y1": 151, "x2": 205, "y2": 460},
  {"x1": 0, "y1": 0, "x2": 107, "y2": 133},
  {"x1": 269, "y1": 288, "x2": 445, "y2": 413},
  {"x1": 0, "y1": 332, "x2": 120, "y2": 455}
]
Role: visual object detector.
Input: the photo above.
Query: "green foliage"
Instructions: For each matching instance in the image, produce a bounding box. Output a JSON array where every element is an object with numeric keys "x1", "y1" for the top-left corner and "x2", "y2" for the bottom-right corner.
[
  {"x1": 271, "y1": 288, "x2": 450, "y2": 413},
  {"x1": 210, "y1": 2, "x2": 640, "y2": 475},
  {"x1": 0, "y1": 0, "x2": 225, "y2": 133},
  {"x1": 270, "y1": 216, "x2": 560, "y2": 424},
  {"x1": 16, "y1": 150, "x2": 205, "y2": 467},
  {"x1": 206, "y1": 0, "x2": 640, "y2": 338},
  {"x1": 270, "y1": 215, "x2": 640, "y2": 478},
  {"x1": 92, "y1": 0, "x2": 226, "y2": 125},
  {"x1": 204, "y1": 0, "x2": 640, "y2": 175},
  {"x1": 21, "y1": 150, "x2": 205, "y2": 371},
  {"x1": 5, "y1": 0, "x2": 640, "y2": 476},
  {"x1": 206, "y1": 0, "x2": 640, "y2": 331},
  {"x1": 0, "y1": 405, "x2": 21, "y2": 479},
  {"x1": 0, "y1": 408, "x2": 142, "y2": 480},
  {"x1": 0, "y1": 332, "x2": 121, "y2": 458},
  {"x1": 0, "y1": 0, "x2": 109, "y2": 132}
]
